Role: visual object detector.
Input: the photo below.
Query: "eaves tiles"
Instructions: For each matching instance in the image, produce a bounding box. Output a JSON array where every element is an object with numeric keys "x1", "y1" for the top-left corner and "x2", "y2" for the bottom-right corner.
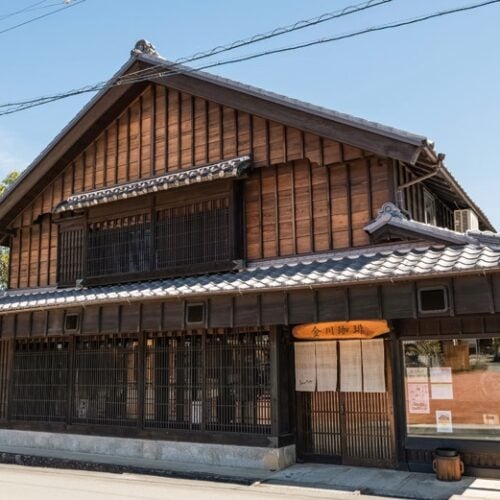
[
  {"x1": 54, "y1": 156, "x2": 250, "y2": 212},
  {"x1": 1, "y1": 243, "x2": 499, "y2": 313}
]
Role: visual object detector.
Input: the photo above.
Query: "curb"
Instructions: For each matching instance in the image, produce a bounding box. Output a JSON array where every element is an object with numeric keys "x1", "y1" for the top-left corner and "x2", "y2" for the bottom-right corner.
[{"x1": 0, "y1": 451, "x2": 258, "y2": 486}]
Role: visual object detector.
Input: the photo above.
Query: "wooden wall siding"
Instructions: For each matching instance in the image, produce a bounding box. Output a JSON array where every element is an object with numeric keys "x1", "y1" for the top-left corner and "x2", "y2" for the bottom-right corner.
[
  {"x1": 7, "y1": 80, "x2": 388, "y2": 289},
  {"x1": 395, "y1": 162, "x2": 454, "y2": 229},
  {"x1": 245, "y1": 157, "x2": 391, "y2": 259}
]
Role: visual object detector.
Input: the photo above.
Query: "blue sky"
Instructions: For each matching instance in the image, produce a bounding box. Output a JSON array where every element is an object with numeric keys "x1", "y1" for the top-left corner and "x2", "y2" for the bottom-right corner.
[{"x1": 0, "y1": 0, "x2": 499, "y2": 227}]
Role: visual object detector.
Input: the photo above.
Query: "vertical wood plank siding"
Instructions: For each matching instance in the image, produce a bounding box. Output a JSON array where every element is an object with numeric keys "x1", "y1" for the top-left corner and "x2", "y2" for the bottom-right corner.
[
  {"x1": 395, "y1": 162, "x2": 454, "y2": 229},
  {"x1": 8, "y1": 82, "x2": 393, "y2": 289}
]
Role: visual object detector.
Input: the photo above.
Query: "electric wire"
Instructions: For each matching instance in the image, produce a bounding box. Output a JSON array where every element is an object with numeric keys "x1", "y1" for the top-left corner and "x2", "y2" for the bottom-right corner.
[
  {"x1": 1, "y1": 0, "x2": 498, "y2": 117},
  {"x1": 0, "y1": 0, "x2": 393, "y2": 112},
  {"x1": 118, "y1": 0, "x2": 394, "y2": 83},
  {"x1": 0, "y1": 0, "x2": 51, "y2": 22},
  {"x1": 0, "y1": 0, "x2": 86, "y2": 36}
]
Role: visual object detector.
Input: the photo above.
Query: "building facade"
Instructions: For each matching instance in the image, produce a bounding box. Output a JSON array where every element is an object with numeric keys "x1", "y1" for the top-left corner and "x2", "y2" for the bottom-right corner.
[{"x1": 0, "y1": 40, "x2": 499, "y2": 476}]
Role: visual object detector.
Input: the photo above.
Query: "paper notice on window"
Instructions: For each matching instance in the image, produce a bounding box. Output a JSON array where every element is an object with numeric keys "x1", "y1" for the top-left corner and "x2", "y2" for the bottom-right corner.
[
  {"x1": 430, "y1": 367, "x2": 452, "y2": 384},
  {"x1": 315, "y1": 341, "x2": 337, "y2": 392},
  {"x1": 436, "y1": 410, "x2": 453, "y2": 433},
  {"x1": 361, "y1": 339, "x2": 385, "y2": 393},
  {"x1": 406, "y1": 367, "x2": 428, "y2": 383},
  {"x1": 407, "y1": 383, "x2": 430, "y2": 414},
  {"x1": 294, "y1": 342, "x2": 316, "y2": 391},
  {"x1": 340, "y1": 340, "x2": 362, "y2": 392},
  {"x1": 431, "y1": 383, "x2": 453, "y2": 399}
]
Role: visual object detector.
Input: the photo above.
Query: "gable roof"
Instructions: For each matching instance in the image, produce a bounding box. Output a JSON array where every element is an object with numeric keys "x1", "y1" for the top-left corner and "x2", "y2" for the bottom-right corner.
[{"x1": 0, "y1": 40, "x2": 494, "y2": 232}]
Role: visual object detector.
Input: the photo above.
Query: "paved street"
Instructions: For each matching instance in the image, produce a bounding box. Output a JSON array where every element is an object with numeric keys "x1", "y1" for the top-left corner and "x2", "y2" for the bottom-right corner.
[{"x1": 0, "y1": 464, "x2": 388, "y2": 500}]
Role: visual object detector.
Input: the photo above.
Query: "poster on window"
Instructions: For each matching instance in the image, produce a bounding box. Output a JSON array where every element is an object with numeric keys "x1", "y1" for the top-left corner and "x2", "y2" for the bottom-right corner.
[
  {"x1": 430, "y1": 367, "x2": 452, "y2": 384},
  {"x1": 431, "y1": 383, "x2": 453, "y2": 400},
  {"x1": 407, "y1": 383, "x2": 430, "y2": 414},
  {"x1": 406, "y1": 367, "x2": 428, "y2": 383},
  {"x1": 315, "y1": 341, "x2": 337, "y2": 392},
  {"x1": 294, "y1": 342, "x2": 316, "y2": 391},
  {"x1": 436, "y1": 410, "x2": 453, "y2": 433}
]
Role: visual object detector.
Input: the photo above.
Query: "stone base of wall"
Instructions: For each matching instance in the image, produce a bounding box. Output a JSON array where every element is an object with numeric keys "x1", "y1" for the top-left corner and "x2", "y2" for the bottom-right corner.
[{"x1": 0, "y1": 429, "x2": 296, "y2": 471}]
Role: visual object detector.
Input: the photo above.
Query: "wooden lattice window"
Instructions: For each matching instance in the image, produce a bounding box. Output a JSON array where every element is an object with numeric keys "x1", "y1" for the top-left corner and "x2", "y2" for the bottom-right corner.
[
  {"x1": 10, "y1": 338, "x2": 69, "y2": 422},
  {"x1": 87, "y1": 213, "x2": 152, "y2": 279},
  {"x1": 57, "y1": 185, "x2": 242, "y2": 286},
  {"x1": 144, "y1": 329, "x2": 271, "y2": 434},
  {"x1": 155, "y1": 197, "x2": 231, "y2": 270},
  {"x1": 58, "y1": 220, "x2": 85, "y2": 286}
]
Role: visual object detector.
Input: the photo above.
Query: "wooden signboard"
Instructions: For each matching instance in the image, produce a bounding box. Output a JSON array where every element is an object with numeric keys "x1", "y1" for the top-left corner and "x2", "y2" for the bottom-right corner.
[{"x1": 292, "y1": 320, "x2": 390, "y2": 340}]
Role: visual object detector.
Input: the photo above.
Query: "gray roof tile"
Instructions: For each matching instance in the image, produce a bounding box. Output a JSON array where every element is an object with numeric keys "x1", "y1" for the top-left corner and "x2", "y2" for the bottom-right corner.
[
  {"x1": 54, "y1": 156, "x2": 250, "y2": 213},
  {"x1": 0, "y1": 242, "x2": 499, "y2": 313}
]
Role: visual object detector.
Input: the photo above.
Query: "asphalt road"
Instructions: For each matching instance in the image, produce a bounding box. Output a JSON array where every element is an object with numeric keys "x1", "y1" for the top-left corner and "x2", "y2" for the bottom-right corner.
[{"x1": 0, "y1": 464, "x2": 390, "y2": 500}]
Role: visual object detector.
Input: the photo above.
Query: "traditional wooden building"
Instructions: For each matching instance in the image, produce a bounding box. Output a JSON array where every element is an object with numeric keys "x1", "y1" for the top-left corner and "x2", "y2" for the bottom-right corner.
[{"x1": 0, "y1": 40, "x2": 499, "y2": 476}]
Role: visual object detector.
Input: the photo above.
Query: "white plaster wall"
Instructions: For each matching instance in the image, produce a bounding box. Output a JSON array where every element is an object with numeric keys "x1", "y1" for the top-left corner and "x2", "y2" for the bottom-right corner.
[{"x1": 0, "y1": 429, "x2": 296, "y2": 471}]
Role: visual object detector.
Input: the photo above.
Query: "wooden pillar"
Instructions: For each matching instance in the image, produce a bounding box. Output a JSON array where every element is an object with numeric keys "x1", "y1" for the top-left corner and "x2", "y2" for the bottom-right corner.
[
  {"x1": 390, "y1": 325, "x2": 408, "y2": 467},
  {"x1": 270, "y1": 326, "x2": 291, "y2": 439},
  {"x1": 6, "y1": 338, "x2": 15, "y2": 421},
  {"x1": 137, "y1": 331, "x2": 145, "y2": 430},
  {"x1": 66, "y1": 334, "x2": 76, "y2": 425}
]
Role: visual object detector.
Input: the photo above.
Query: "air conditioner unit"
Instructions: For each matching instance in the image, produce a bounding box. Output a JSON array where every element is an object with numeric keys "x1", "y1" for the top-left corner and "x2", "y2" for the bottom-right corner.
[{"x1": 454, "y1": 209, "x2": 479, "y2": 232}]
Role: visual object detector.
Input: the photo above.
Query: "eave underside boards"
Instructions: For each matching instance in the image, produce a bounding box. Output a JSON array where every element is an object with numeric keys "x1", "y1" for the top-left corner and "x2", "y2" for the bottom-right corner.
[{"x1": 8, "y1": 80, "x2": 396, "y2": 289}]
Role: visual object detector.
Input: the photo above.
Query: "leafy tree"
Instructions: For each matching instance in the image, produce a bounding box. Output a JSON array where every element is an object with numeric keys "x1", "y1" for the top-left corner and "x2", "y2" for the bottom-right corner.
[{"x1": 0, "y1": 170, "x2": 21, "y2": 289}]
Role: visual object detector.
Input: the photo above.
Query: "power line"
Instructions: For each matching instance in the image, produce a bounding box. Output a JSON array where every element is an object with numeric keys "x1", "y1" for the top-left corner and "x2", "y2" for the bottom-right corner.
[
  {"x1": 1, "y1": 0, "x2": 499, "y2": 117},
  {"x1": 0, "y1": 0, "x2": 86, "y2": 36},
  {"x1": 0, "y1": 1, "x2": 51, "y2": 22},
  {"x1": 118, "y1": 0, "x2": 500, "y2": 88},
  {"x1": 119, "y1": 0, "x2": 394, "y2": 83},
  {"x1": 184, "y1": 0, "x2": 500, "y2": 72},
  {"x1": 0, "y1": 0, "x2": 392, "y2": 112}
]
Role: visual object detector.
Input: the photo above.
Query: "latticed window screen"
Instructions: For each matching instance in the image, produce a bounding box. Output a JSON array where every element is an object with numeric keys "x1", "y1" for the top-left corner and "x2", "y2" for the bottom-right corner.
[
  {"x1": 10, "y1": 339, "x2": 68, "y2": 422},
  {"x1": 0, "y1": 341, "x2": 10, "y2": 420},
  {"x1": 59, "y1": 197, "x2": 234, "y2": 283},
  {"x1": 73, "y1": 336, "x2": 138, "y2": 426},
  {"x1": 58, "y1": 227, "x2": 84, "y2": 285},
  {"x1": 155, "y1": 197, "x2": 231, "y2": 269},
  {"x1": 87, "y1": 214, "x2": 151, "y2": 278},
  {"x1": 7, "y1": 330, "x2": 270, "y2": 435},
  {"x1": 145, "y1": 330, "x2": 271, "y2": 434}
]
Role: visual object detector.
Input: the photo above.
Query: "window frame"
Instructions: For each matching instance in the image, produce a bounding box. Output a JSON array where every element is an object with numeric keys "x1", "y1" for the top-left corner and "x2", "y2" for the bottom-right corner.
[{"x1": 56, "y1": 181, "x2": 244, "y2": 287}]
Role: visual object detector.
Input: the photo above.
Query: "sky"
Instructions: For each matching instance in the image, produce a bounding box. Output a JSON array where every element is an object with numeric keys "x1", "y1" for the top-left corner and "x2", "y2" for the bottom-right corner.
[{"x1": 0, "y1": 0, "x2": 499, "y2": 227}]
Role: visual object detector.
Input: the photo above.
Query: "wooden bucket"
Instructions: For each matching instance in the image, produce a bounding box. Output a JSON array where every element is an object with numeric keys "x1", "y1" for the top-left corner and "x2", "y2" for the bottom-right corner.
[{"x1": 432, "y1": 449, "x2": 464, "y2": 481}]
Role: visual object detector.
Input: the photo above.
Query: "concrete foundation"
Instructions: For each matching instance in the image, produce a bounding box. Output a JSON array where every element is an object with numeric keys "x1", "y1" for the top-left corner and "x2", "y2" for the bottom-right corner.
[{"x1": 0, "y1": 429, "x2": 295, "y2": 471}]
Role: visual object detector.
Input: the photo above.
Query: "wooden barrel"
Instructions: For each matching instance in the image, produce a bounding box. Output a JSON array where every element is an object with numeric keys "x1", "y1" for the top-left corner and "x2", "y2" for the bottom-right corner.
[{"x1": 432, "y1": 450, "x2": 464, "y2": 481}]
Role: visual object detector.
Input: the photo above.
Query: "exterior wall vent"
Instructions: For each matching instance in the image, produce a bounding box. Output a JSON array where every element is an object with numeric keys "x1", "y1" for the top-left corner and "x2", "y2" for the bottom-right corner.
[
  {"x1": 454, "y1": 209, "x2": 479, "y2": 232},
  {"x1": 185, "y1": 303, "x2": 205, "y2": 326},
  {"x1": 64, "y1": 313, "x2": 80, "y2": 332},
  {"x1": 417, "y1": 286, "x2": 449, "y2": 314}
]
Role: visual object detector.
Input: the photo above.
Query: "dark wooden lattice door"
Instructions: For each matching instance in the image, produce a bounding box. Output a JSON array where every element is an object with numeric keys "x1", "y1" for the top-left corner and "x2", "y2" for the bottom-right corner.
[{"x1": 296, "y1": 340, "x2": 396, "y2": 467}]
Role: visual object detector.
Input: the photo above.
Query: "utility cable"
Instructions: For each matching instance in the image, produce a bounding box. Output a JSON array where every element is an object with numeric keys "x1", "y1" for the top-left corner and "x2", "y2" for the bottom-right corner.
[
  {"x1": 1, "y1": 0, "x2": 498, "y2": 117},
  {"x1": 0, "y1": 0, "x2": 86, "y2": 36},
  {"x1": 118, "y1": 0, "x2": 394, "y2": 83}
]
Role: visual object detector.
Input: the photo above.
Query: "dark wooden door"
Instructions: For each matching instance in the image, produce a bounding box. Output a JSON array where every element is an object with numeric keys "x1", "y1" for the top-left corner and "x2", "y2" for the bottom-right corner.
[{"x1": 296, "y1": 340, "x2": 396, "y2": 467}]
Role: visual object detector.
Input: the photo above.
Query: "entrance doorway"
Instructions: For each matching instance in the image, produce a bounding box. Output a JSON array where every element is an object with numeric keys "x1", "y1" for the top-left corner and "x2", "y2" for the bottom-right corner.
[{"x1": 295, "y1": 339, "x2": 396, "y2": 467}]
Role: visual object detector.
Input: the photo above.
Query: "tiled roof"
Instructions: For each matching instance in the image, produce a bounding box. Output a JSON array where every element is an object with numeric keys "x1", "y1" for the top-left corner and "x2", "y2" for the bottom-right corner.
[
  {"x1": 54, "y1": 156, "x2": 251, "y2": 213},
  {"x1": 1, "y1": 243, "x2": 499, "y2": 313},
  {"x1": 364, "y1": 203, "x2": 500, "y2": 247}
]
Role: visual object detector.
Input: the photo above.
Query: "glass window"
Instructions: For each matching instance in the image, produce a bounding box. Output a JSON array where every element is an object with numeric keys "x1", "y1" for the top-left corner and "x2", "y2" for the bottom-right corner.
[{"x1": 403, "y1": 338, "x2": 500, "y2": 441}]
